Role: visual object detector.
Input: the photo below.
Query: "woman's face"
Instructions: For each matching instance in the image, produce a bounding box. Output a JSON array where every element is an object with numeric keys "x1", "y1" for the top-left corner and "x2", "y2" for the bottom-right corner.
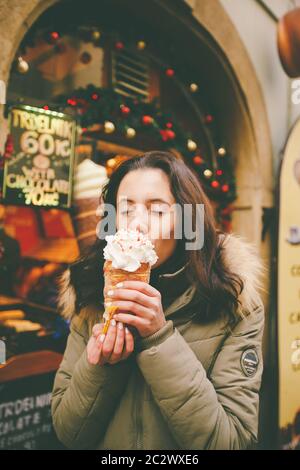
[{"x1": 116, "y1": 168, "x2": 177, "y2": 268}]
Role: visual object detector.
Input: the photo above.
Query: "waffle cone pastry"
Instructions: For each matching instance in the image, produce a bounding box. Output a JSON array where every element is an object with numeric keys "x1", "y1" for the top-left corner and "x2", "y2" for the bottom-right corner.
[
  {"x1": 102, "y1": 261, "x2": 151, "y2": 336},
  {"x1": 101, "y1": 229, "x2": 158, "y2": 337}
]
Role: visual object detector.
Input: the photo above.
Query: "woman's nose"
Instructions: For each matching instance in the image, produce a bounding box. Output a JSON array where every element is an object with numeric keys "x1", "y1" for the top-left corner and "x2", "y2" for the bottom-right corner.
[{"x1": 129, "y1": 216, "x2": 149, "y2": 235}]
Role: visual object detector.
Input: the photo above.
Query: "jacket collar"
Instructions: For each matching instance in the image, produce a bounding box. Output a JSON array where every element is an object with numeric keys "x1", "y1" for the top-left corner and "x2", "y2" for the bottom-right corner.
[
  {"x1": 151, "y1": 261, "x2": 190, "y2": 307},
  {"x1": 57, "y1": 232, "x2": 266, "y2": 321}
]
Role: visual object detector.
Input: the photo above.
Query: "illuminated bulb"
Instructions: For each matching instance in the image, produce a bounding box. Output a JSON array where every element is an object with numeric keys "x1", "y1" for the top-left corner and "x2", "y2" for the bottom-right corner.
[
  {"x1": 218, "y1": 147, "x2": 226, "y2": 156},
  {"x1": 190, "y1": 83, "x2": 198, "y2": 93},
  {"x1": 92, "y1": 30, "x2": 101, "y2": 41},
  {"x1": 187, "y1": 139, "x2": 197, "y2": 151},
  {"x1": 137, "y1": 41, "x2": 146, "y2": 50},
  {"x1": 17, "y1": 57, "x2": 29, "y2": 74},
  {"x1": 104, "y1": 121, "x2": 115, "y2": 134},
  {"x1": 126, "y1": 127, "x2": 136, "y2": 138},
  {"x1": 204, "y1": 169, "x2": 213, "y2": 178}
]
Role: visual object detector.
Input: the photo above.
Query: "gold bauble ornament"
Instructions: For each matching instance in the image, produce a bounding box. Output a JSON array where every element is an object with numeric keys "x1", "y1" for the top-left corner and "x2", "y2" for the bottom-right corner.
[
  {"x1": 126, "y1": 127, "x2": 136, "y2": 138},
  {"x1": 104, "y1": 121, "x2": 115, "y2": 134},
  {"x1": 190, "y1": 83, "x2": 198, "y2": 93},
  {"x1": 137, "y1": 41, "x2": 146, "y2": 50},
  {"x1": 204, "y1": 169, "x2": 213, "y2": 178},
  {"x1": 92, "y1": 30, "x2": 101, "y2": 41},
  {"x1": 17, "y1": 57, "x2": 29, "y2": 74},
  {"x1": 218, "y1": 147, "x2": 226, "y2": 156},
  {"x1": 187, "y1": 139, "x2": 197, "y2": 151}
]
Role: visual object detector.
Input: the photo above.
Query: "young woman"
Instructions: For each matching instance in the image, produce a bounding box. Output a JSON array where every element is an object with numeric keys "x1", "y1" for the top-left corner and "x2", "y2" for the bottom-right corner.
[{"x1": 51, "y1": 151, "x2": 265, "y2": 450}]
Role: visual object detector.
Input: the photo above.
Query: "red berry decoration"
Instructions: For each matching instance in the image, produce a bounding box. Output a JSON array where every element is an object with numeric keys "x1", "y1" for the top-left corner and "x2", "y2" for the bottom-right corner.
[
  {"x1": 166, "y1": 68, "x2": 175, "y2": 77},
  {"x1": 67, "y1": 98, "x2": 77, "y2": 106},
  {"x1": 193, "y1": 156, "x2": 203, "y2": 165},
  {"x1": 48, "y1": 31, "x2": 60, "y2": 44},
  {"x1": 120, "y1": 105, "x2": 130, "y2": 115},
  {"x1": 211, "y1": 180, "x2": 220, "y2": 188},
  {"x1": 166, "y1": 130, "x2": 175, "y2": 140},
  {"x1": 115, "y1": 41, "x2": 124, "y2": 50},
  {"x1": 160, "y1": 130, "x2": 169, "y2": 142},
  {"x1": 160, "y1": 129, "x2": 176, "y2": 141},
  {"x1": 142, "y1": 115, "x2": 153, "y2": 125},
  {"x1": 205, "y1": 114, "x2": 214, "y2": 124}
]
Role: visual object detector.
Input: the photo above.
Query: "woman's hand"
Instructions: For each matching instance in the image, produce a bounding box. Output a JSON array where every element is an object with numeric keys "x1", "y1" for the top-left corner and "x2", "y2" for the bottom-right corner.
[
  {"x1": 86, "y1": 320, "x2": 134, "y2": 365},
  {"x1": 105, "y1": 281, "x2": 167, "y2": 338}
]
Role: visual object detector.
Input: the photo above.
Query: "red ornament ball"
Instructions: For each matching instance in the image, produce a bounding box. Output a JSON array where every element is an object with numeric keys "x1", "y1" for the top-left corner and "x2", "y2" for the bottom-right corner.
[
  {"x1": 160, "y1": 130, "x2": 169, "y2": 141},
  {"x1": 50, "y1": 31, "x2": 60, "y2": 41},
  {"x1": 221, "y1": 184, "x2": 229, "y2": 192},
  {"x1": 115, "y1": 41, "x2": 124, "y2": 50},
  {"x1": 193, "y1": 156, "x2": 203, "y2": 165},
  {"x1": 166, "y1": 68, "x2": 175, "y2": 77},
  {"x1": 205, "y1": 114, "x2": 214, "y2": 124},
  {"x1": 120, "y1": 105, "x2": 131, "y2": 115},
  {"x1": 211, "y1": 180, "x2": 220, "y2": 188},
  {"x1": 166, "y1": 122, "x2": 173, "y2": 129},
  {"x1": 216, "y1": 169, "x2": 223, "y2": 176},
  {"x1": 67, "y1": 98, "x2": 77, "y2": 106},
  {"x1": 142, "y1": 115, "x2": 153, "y2": 125},
  {"x1": 166, "y1": 130, "x2": 175, "y2": 140},
  {"x1": 91, "y1": 93, "x2": 100, "y2": 101}
]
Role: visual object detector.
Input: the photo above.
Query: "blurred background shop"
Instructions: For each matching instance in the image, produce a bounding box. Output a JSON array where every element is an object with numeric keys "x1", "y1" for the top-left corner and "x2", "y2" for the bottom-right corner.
[{"x1": 0, "y1": 0, "x2": 299, "y2": 449}]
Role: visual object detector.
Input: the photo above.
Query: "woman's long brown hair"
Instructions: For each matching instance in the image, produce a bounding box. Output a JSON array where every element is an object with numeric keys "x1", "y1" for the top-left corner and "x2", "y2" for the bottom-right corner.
[{"x1": 69, "y1": 151, "x2": 243, "y2": 325}]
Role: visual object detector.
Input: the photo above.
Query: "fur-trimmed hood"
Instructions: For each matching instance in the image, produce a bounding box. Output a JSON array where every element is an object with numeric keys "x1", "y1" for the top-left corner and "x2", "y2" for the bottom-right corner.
[{"x1": 56, "y1": 232, "x2": 267, "y2": 321}]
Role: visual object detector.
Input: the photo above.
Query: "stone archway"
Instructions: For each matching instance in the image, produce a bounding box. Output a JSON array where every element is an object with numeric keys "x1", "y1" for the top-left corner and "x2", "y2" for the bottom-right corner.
[{"x1": 0, "y1": 0, "x2": 273, "y2": 278}]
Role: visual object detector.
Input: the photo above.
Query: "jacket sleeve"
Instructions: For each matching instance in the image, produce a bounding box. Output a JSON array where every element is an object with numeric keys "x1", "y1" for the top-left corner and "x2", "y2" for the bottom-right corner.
[
  {"x1": 135, "y1": 304, "x2": 264, "y2": 450},
  {"x1": 51, "y1": 315, "x2": 133, "y2": 449}
]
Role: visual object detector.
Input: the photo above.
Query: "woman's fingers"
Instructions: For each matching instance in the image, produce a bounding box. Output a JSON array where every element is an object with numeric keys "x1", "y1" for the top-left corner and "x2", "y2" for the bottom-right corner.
[
  {"x1": 113, "y1": 312, "x2": 149, "y2": 332},
  {"x1": 87, "y1": 335, "x2": 103, "y2": 365},
  {"x1": 88, "y1": 319, "x2": 135, "y2": 366},
  {"x1": 99, "y1": 319, "x2": 117, "y2": 361},
  {"x1": 104, "y1": 287, "x2": 155, "y2": 309},
  {"x1": 92, "y1": 322, "x2": 104, "y2": 338},
  {"x1": 108, "y1": 322, "x2": 125, "y2": 364},
  {"x1": 109, "y1": 300, "x2": 151, "y2": 319},
  {"x1": 115, "y1": 281, "x2": 160, "y2": 297},
  {"x1": 122, "y1": 326, "x2": 135, "y2": 359}
]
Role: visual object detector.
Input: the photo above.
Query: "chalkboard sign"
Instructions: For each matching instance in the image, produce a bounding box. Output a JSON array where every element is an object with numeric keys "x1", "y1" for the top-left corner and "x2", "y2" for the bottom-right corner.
[
  {"x1": 2, "y1": 105, "x2": 76, "y2": 209},
  {"x1": 0, "y1": 372, "x2": 64, "y2": 450}
]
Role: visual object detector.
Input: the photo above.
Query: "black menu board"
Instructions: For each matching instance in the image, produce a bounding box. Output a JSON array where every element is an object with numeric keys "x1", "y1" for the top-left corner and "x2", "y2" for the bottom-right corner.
[
  {"x1": 0, "y1": 372, "x2": 64, "y2": 450},
  {"x1": 2, "y1": 105, "x2": 76, "y2": 209}
]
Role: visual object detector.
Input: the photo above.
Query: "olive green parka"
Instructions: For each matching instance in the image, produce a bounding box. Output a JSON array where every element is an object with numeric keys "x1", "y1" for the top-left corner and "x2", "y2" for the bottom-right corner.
[{"x1": 51, "y1": 233, "x2": 265, "y2": 450}]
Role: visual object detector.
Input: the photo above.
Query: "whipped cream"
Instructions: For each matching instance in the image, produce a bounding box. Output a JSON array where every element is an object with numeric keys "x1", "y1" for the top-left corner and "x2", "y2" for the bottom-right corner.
[{"x1": 103, "y1": 229, "x2": 158, "y2": 272}]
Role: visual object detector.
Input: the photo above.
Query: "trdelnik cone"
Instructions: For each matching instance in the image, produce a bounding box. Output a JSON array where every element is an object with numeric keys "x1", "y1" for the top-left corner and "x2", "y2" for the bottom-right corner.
[{"x1": 102, "y1": 229, "x2": 158, "y2": 338}]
